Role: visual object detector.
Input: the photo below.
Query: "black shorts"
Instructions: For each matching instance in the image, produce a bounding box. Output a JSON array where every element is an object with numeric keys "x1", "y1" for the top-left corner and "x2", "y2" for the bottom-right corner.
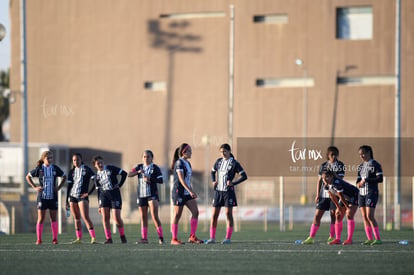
[
  {"x1": 69, "y1": 196, "x2": 89, "y2": 203},
  {"x1": 99, "y1": 189, "x2": 122, "y2": 209},
  {"x1": 359, "y1": 191, "x2": 379, "y2": 208},
  {"x1": 37, "y1": 197, "x2": 58, "y2": 210},
  {"x1": 137, "y1": 195, "x2": 159, "y2": 207},
  {"x1": 171, "y1": 192, "x2": 193, "y2": 206},
  {"x1": 212, "y1": 189, "x2": 237, "y2": 207}
]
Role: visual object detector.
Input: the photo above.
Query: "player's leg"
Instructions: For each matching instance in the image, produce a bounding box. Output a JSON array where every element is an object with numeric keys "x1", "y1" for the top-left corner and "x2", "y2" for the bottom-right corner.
[
  {"x1": 79, "y1": 200, "x2": 96, "y2": 243},
  {"x1": 148, "y1": 200, "x2": 164, "y2": 244},
  {"x1": 185, "y1": 199, "x2": 203, "y2": 243},
  {"x1": 139, "y1": 205, "x2": 149, "y2": 242}
]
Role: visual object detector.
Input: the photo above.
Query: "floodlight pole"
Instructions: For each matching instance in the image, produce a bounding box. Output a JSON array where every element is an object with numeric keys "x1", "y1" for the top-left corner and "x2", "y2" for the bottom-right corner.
[{"x1": 228, "y1": 5, "x2": 235, "y2": 146}]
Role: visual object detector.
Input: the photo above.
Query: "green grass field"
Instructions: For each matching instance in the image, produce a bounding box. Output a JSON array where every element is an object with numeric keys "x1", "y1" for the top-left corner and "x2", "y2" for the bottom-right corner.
[{"x1": 1, "y1": 223, "x2": 413, "y2": 275}]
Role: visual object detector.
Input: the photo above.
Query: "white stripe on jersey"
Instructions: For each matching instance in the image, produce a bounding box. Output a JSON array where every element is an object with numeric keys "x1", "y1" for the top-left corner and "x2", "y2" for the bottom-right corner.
[
  {"x1": 138, "y1": 164, "x2": 153, "y2": 198},
  {"x1": 217, "y1": 158, "x2": 233, "y2": 191},
  {"x1": 42, "y1": 165, "x2": 54, "y2": 199},
  {"x1": 70, "y1": 167, "x2": 83, "y2": 198}
]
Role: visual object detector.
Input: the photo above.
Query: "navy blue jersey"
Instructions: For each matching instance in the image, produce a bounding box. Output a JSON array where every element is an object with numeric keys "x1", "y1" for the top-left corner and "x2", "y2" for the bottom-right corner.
[
  {"x1": 356, "y1": 159, "x2": 383, "y2": 196},
  {"x1": 328, "y1": 178, "x2": 359, "y2": 203},
  {"x1": 28, "y1": 164, "x2": 65, "y2": 200},
  {"x1": 318, "y1": 160, "x2": 345, "y2": 178},
  {"x1": 67, "y1": 164, "x2": 95, "y2": 199},
  {"x1": 95, "y1": 165, "x2": 126, "y2": 191},
  {"x1": 131, "y1": 163, "x2": 163, "y2": 198},
  {"x1": 211, "y1": 157, "x2": 247, "y2": 191},
  {"x1": 172, "y1": 158, "x2": 192, "y2": 196}
]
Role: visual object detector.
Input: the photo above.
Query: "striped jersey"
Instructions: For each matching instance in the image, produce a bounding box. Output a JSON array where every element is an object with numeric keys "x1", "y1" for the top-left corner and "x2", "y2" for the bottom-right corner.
[
  {"x1": 95, "y1": 165, "x2": 125, "y2": 191},
  {"x1": 357, "y1": 159, "x2": 383, "y2": 196},
  {"x1": 211, "y1": 157, "x2": 246, "y2": 192},
  {"x1": 318, "y1": 160, "x2": 345, "y2": 198},
  {"x1": 328, "y1": 177, "x2": 359, "y2": 203},
  {"x1": 173, "y1": 158, "x2": 192, "y2": 196},
  {"x1": 131, "y1": 163, "x2": 163, "y2": 198},
  {"x1": 28, "y1": 164, "x2": 65, "y2": 199},
  {"x1": 67, "y1": 165, "x2": 95, "y2": 198}
]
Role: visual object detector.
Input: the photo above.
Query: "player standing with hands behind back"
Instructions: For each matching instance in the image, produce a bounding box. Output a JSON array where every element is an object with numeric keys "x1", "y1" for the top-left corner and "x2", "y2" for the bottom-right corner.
[
  {"x1": 205, "y1": 143, "x2": 247, "y2": 244},
  {"x1": 26, "y1": 151, "x2": 66, "y2": 245},
  {"x1": 357, "y1": 145, "x2": 383, "y2": 245}
]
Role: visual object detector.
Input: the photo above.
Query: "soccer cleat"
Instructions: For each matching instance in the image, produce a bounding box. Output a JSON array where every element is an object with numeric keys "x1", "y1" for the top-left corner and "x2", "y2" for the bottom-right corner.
[
  {"x1": 327, "y1": 237, "x2": 335, "y2": 243},
  {"x1": 221, "y1": 238, "x2": 231, "y2": 244},
  {"x1": 104, "y1": 238, "x2": 113, "y2": 244},
  {"x1": 135, "y1": 238, "x2": 148, "y2": 244},
  {"x1": 328, "y1": 239, "x2": 341, "y2": 245},
  {"x1": 71, "y1": 239, "x2": 82, "y2": 244},
  {"x1": 171, "y1": 238, "x2": 185, "y2": 245},
  {"x1": 52, "y1": 239, "x2": 58, "y2": 245},
  {"x1": 370, "y1": 239, "x2": 382, "y2": 245},
  {"x1": 342, "y1": 239, "x2": 352, "y2": 245},
  {"x1": 159, "y1": 237, "x2": 164, "y2": 245},
  {"x1": 120, "y1": 235, "x2": 127, "y2": 244},
  {"x1": 361, "y1": 239, "x2": 374, "y2": 245},
  {"x1": 36, "y1": 239, "x2": 42, "y2": 245},
  {"x1": 205, "y1": 238, "x2": 216, "y2": 244},
  {"x1": 188, "y1": 235, "x2": 204, "y2": 244},
  {"x1": 91, "y1": 238, "x2": 97, "y2": 244},
  {"x1": 302, "y1": 236, "x2": 314, "y2": 244}
]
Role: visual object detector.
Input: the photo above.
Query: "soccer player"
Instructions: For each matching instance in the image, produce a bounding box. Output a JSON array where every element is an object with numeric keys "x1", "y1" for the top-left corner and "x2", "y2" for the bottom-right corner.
[
  {"x1": 302, "y1": 146, "x2": 345, "y2": 244},
  {"x1": 92, "y1": 156, "x2": 128, "y2": 244},
  {"x1": 322, "y1": 169, "x2": 358, "y2": 245},
  {"x1": 128, "y1": 150, "x2": 165, "y2": 244},
  {"x1": 170, "y1": 143, "x2": 203, "y2": 245},
  {"x1": 205, "y1": 144, "x2": 247, "y2": 244},
  {"x1": 26, "y1": 151, "x2": 67, "y2": 245},
  {"x1": 357, "y1": 145, "x2": 383, "y2": 245},
  {"x1": 66, "y1": 153, "x2": 97, "y2": 244}
]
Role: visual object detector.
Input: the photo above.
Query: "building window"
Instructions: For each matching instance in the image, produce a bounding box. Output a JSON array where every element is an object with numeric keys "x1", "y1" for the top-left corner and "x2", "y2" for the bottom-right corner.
[{"x1": 336, "y1": 6, "x2": 373, "y2": 40}]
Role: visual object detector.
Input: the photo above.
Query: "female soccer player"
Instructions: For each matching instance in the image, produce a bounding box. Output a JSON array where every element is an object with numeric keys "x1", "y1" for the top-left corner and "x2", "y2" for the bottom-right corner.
[
  {"x1": 66, "y1": 153, "x2": 97, "y2": 244},
  {"x1": 322, "y1": 169, "x2": 359, "y2": 245},
  {"x1": 205, "y1": 144, "x2": 247, "y2": 244},
  {"x1": 26, "y1": 151, "x2": 66, "y2": 245},
  {"x1": 302, "y1": 146, "x2": 345, "y2": 244},
  {"x1": 357, "y1": 145, "x2": 383, "y2": 245},
  {"x1": 170, "y1": 143, "x2": 203, "y2": 245},
  {"x1": 92, "y1": 156, "x2": 128, "y2": 244},
  {"x1": 128, "y1": 150, "x2": 164, "y2": 244}
]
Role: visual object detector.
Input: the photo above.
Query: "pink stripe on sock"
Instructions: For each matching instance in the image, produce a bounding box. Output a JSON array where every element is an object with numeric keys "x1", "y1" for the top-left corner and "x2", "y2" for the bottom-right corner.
[
  {"x1": 347, "y1": 220, "x2": 355, "y2": 241},
  {"x1": 142, "y1": 226, "x2": 148, "y2": 239},
  {"x1": 210, "y1": 226, "x2": 217, "y2": 239},
  {"x1": 89, "y1": 228, "x2": 96, "y2": 238},
  {"x1": 335, "y1": 221, "x2": 343, "y2": 240},
  {"x1": 105, "y1": 229, "x2": 112, "y2": 239},
  {"x1": 365, "y1": 226, "x2": 373, "y2": 240},
  {"x1": 190, "y1": 218, "x2": 198, "y2": 236},
  {"x1": 36, "y1": 223, "x2": 44, "y2": 241},
  {"x1": 156, "y1": 226, "x2": 163, "y2": 238},
  {"x1": 171, "y1": 224, "x2": 178, "y2": 239},
  {"x1": 226, "y1": 227, "x2": 233, "y2": 239},
  {"x1": 51, "y1": 221, "x2": 58, "y2": 240},
  {"x1": 76, "y1": 229, "x2": 82, "y2": 240},
  {"x1": 309, "y1": 224, "x2": 319, "y2": 238},
  {"x1": 373, "y1": 226, "x2": 381, "y2": 240}
]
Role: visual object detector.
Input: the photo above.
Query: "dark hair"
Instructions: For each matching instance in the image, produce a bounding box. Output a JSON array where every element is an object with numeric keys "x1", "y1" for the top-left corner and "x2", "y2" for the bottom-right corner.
[
  {"x1": 92, "y1": 155, "x2": 103, "y2": 165},
  {"x1": 143, "y1": 150, "x2": 154, "y2": 158},
  {"x1": 359, "y1": 145, "x2": 373, "y2": 159},
  {"x1": 220, "y1": 143, "x2": 235, "y2": 158},
  {"x1": 171, "y1": 143, "x2": 190, "y2": 170},
  {"x1": 71, "y1": 153, "x2": 84, "y2": 169},
  {"x1": 321, "y1": 169, "x2": 335, "y2": 177},
  {"x1": 326, "y1": 146, "x2": 339, "y2": 159}
]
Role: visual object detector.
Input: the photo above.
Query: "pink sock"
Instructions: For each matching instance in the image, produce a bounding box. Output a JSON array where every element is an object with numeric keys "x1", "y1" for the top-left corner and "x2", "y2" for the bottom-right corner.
[
  {"x1": 89, "y1": 228, "x2": 96, "y2": 238},
  {"x1": 373, "y1": 226, "x2": 381, "y2": 240},
  {"x1": 141, "y1": 226, "x2": 148, "y2": 239},
  {"x1": 347, "y1": 220, "x2": 355, "y2": 241},
  {"x1": 225, "y1": 227, "x2": 233, "y2": 239},
  {"x1": 105, "y1": 229, "x2": 112, "y2": 239},
  {"x1": 335, "y1": 221, "x2": 343, "y2": 240},
  {"x1": 365, "y1": 226, "x2": 373, "y2": 240},
  {"x1": 156, "y1": 226, "x2": 163, "y2": 238},
  {"x1": 190, "y1": 218, "x2": 198, "y2": 236},
  {"x1": 76, "y1": 229, "x2": 82, "y2": 240},
  {"x1": 329, "y1": 224, "x2": 335, "y2": 238},
  {"x1": 36, "y1": 223, "x2": 44, "y2": 241},
  {"x1": 118, "y1": 227, "x2": 125, "y2": 237},
  {"x1": 51, "y1": 221, "x2": 58, "y2": 240},
  {"x1": 210, "y1": 226, "x2": 217, "y2": 239},
  {"x1": 309, "y1": 224, "x2": 319, "y2": 238},
  {"x1": 171, "y1": 224, "x2": 178, "y2": 239}
]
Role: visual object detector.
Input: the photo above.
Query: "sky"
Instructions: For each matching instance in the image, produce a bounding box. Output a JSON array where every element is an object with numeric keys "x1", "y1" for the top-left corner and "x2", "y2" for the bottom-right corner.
[{"x1": 0, "y1": 0, "x2": 11, "y2": 71}]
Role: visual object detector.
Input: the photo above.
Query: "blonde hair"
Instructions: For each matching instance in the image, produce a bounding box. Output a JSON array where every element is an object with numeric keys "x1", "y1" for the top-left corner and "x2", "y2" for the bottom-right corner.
[{"x1": 37, "y1": 151, "x2": 53, "y2": 166}]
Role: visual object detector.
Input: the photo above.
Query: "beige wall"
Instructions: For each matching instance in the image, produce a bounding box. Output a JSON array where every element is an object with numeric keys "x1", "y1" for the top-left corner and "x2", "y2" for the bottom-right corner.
[{"x1": 8, "y1": 0, "x2": 414, "y2": 180}]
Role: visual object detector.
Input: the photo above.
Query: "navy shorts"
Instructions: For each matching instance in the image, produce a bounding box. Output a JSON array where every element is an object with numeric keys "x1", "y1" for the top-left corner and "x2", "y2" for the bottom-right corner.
[
  {"x1": 171, "y1": 191, "x2": 193, "y2": 206},
  {"x1": 212, "y1": 189, "x2": 237, "y2": 207},
  {"x1": 37, "y1": 197, "x2": 58, "y2": 210},
  {"x1": 99, "y1": 189, "x2": 122, "y2": 209},
  {"x1": 137, "y1": 195, "x2": 159, "y2": 207},
  {"x1": 69, "y1": 196, "x2": 89, "y2": 203},
  {"x1": 316, "y1": 197, "x2": 331, "y2": 211},
  {"x1": 359, "y1": 191, "x2": 379, "y2": 208}
]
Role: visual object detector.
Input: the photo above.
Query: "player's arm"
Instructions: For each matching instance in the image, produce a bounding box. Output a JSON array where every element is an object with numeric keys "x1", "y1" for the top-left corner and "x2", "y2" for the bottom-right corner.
[
  {"x1": 328, "y1": 191, "x2": 341, "y2": 209},
  {"x1": 337, "y1": 192, "x2": 350, "y2": 210},
  {"x1": 365, "y1": 162, "x2": 383, "y2": 184},
  {"x1": 177, "y1": 170, "x2": 196, "y2": 198},
  {"x1": 118, "y1": 169, "x2": 128, "y2": 187},
  {"x1": 26, "y1": 172, "x2": 42, "y2": 191},
  {"x1": 128, "y1": 166, "x2": 140, "y2": 177}
]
